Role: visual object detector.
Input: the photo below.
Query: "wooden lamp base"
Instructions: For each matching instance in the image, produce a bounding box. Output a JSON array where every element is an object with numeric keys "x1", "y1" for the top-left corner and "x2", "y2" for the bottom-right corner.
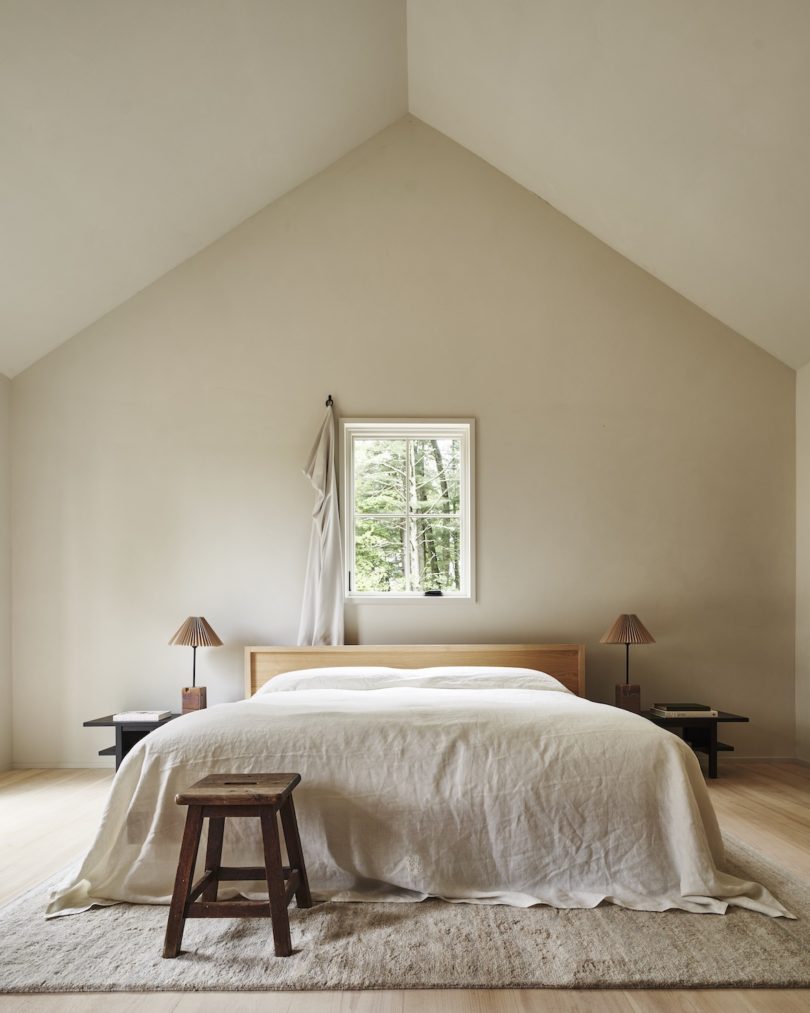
[
  {"x1": 182, "y1": 686, "x2": 207, "y2": 714},
  {"x1": 615, "y1": 683, "x2": 640, "y2": 713}
]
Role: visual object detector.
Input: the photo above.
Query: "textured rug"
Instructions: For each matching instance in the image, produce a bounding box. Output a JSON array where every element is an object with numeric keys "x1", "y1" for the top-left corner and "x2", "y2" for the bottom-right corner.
[{"x1": 1, "y1": 835, "x2": 809, "y2": 992}]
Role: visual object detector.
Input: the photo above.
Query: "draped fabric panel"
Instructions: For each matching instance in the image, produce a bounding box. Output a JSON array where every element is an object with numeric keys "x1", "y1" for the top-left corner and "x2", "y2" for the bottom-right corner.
[{"x1": 297, "y1": 406, "x2": 344, "y2": 646}]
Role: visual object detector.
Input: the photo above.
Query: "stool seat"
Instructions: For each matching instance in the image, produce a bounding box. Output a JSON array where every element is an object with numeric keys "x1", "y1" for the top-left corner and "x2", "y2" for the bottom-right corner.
[
  {"x1": 163, "y1": 771, "x2": 312, "y2": 959},
  {"x1": 175, "y1": 772, "x2": 301, "y2": 806}
]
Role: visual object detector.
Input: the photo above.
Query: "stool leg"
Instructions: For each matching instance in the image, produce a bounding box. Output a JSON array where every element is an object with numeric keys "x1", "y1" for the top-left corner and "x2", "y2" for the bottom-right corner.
[
  {"x1": 279, "y1": 795, "x2": 312, "y2": 908},
  {"x1": 260, "y1": 810, "x2": 293, "y2": 957},
  {"x1": 202, "y1": 816, "x2": 225, "y2": 901},
  {"x1": 163, "y1": 806, "x2": 204, "y2": 958}
]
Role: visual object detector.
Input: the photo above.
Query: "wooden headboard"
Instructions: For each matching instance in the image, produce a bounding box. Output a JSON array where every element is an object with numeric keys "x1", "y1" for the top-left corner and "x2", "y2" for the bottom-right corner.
[{"x1": 244, "y1": 644, "x2": 585, "y2": 698}]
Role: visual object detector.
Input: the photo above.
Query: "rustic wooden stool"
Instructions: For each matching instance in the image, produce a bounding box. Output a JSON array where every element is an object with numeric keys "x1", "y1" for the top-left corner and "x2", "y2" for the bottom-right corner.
[{"x1": 162, "y1": 772, "x2": 312, "y2": 958}]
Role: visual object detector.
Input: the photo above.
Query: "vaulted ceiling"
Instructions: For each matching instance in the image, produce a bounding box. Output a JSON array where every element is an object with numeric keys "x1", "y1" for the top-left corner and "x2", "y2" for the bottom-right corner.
[
  {"x1": 1, "y1": 1, "x2": 809, "y2": 376},
  {"x1": 0, "y1": 1, "x2": 408, "y2": 377},
  {"x1": 409, "y1": 0, "x2": 810, "y2": 370}
]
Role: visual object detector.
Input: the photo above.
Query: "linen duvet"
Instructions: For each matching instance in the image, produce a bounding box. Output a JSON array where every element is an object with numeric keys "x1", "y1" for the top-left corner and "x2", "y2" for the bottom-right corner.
[{"x1": 47, "y1": 666, "x2": 790, "y2": 918}]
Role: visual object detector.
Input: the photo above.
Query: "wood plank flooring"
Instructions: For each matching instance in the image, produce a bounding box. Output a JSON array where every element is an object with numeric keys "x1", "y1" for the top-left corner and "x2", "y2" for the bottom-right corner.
[
  {"x1": 706, "y1": 760, "x2": 810, "y2": 881},
  {"x1": 1, "y1": 761, "x2": 809, "y2": 1012},
  {"x1": 0, "y1": 768, "x2": 114, "y2": 907}
]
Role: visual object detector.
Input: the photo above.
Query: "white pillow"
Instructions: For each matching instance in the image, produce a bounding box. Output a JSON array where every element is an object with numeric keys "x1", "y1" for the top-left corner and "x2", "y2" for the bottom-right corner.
[
  {"x1": 253, "y1": 665, "x2": 570, "y2": 695},
  {"x1": 252, "y1": 666, "x2": 411, "y2": 696}
]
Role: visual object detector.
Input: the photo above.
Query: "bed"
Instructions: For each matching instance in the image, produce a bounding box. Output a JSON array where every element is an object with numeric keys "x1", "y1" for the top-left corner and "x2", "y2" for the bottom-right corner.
[{"x1": 47, "y1": 644, "x2": 789, "y2": 918}]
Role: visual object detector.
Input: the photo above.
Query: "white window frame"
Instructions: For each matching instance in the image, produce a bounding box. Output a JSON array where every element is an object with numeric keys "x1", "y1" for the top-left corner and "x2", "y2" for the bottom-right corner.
[{"x1": 340, "y1": 418, "x2": 476, "y2": 603}]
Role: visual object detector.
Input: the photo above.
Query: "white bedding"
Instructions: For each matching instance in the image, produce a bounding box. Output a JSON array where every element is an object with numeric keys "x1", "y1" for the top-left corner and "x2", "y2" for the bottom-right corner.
[{"x1": 48, "y1": 666, "x2": 790, "y2": 918}]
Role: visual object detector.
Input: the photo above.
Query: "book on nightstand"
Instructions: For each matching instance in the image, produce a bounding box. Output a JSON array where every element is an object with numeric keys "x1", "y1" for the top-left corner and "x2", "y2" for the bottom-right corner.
[
  {"x1": 112, "y1": 710, "x2": 171, "y2": 722},
  {"x1": 651, "y1": 703, "x2": 719, "y2": 718}
]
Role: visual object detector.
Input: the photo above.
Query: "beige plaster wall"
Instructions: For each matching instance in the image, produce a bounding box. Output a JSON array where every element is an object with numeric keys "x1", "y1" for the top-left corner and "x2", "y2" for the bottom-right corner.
[
  {"x1": 0, "y1": 375, "x2": 10, "y2": 770},
  {"x1": 10, "y1": 117, "x2": 795, "y2": 766},
  {"x1": 796, "y1": 365, "x2": 810, "y2": 761}
]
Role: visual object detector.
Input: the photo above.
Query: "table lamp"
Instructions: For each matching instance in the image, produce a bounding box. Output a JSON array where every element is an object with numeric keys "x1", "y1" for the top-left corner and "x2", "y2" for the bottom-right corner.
[
  {"x1": 169, "y1": 616, "x2": 223, "y2": 713},
  {"x1": 600, "y1": 613, "x2": 655, "y2": 713}
]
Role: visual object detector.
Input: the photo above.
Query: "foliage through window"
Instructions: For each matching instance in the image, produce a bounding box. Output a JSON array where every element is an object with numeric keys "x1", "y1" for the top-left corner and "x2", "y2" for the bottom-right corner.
[{"x1": 341, "y1": 421, "x2": 474, "y2": 599}]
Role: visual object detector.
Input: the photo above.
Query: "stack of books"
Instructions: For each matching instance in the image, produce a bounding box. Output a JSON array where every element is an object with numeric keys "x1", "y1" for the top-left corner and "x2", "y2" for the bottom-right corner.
[
  {"x1": 112, "y1": 710, "x2": 171, "y2": 722},
  {"x1": 651, "y1": 703, "x2": 718, "y2": 718}
]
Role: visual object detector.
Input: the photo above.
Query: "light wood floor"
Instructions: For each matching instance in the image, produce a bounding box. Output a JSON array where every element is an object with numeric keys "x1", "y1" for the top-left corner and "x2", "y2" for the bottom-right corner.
[{"x1": 1, "y1": 762, "x2": 809, "y2": 1012}]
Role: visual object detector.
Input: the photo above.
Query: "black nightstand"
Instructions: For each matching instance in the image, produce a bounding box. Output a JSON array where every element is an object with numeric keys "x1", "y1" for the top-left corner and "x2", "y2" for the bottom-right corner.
[
  {"x1": 641, "y1": 710, "x2": 749, "y2": 779},
  {"x1": 84, "y1": 713, "x2": 180, "y2": 770}
]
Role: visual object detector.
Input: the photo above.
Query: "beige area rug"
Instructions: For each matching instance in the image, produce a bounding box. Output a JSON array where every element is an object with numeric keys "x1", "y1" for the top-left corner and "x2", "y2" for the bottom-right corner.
[{"x1": 1, "y1": 835, "x2": 809, "y2": 992}]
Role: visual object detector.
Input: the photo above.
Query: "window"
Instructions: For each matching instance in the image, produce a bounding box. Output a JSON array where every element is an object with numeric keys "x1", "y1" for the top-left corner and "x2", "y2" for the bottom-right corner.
[{"x1": 341, "y1": 420, "x2": 475, "y2": 600}]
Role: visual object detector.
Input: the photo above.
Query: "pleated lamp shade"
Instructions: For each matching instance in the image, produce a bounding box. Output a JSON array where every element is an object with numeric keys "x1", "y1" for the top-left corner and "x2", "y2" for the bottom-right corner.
[
  {"x1": 169, "y1": 616, "x2": 223, "y2": 648},
  {"x1": 600, "y1": 614, "x2": 655, "y2": 646}
]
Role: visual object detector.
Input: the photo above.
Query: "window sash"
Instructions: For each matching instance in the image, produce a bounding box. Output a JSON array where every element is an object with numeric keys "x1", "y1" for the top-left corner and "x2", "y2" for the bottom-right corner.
[{"x1": 341, "y1": 420, "x2": 474, "y2": 600}]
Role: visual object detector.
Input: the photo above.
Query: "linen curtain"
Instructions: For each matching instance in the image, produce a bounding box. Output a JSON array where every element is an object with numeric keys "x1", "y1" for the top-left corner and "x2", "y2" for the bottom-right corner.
[{"x1": 297, "y1": 405, "x2": 344, "y2": 645}]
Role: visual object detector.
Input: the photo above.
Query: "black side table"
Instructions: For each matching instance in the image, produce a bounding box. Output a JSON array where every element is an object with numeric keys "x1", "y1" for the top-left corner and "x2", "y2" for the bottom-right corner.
[
  {"x1": 641, "y1": 710, "x2": 749, "y2": 779},
  {"x1": 84, "y1": 713, "x2": 180, "y2": 770}
]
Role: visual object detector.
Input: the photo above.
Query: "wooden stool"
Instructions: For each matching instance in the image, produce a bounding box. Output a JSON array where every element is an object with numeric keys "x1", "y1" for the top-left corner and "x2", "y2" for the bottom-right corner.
[{"x1": 162, "y1": 772, "x2": 312, "y2": 958}]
